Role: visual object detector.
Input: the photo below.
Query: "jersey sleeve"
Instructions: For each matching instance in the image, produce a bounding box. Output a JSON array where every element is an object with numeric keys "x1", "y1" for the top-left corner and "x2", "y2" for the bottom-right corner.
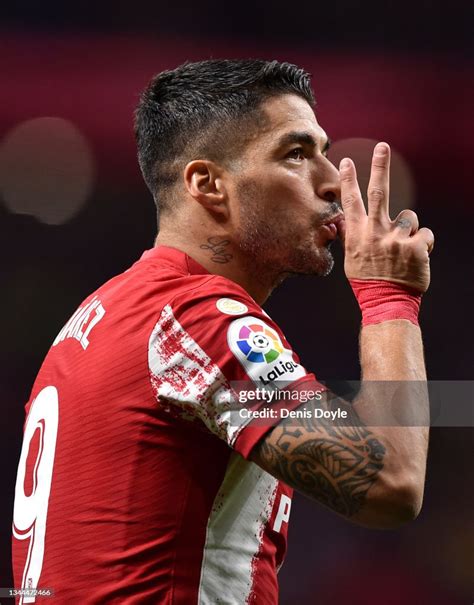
[{"x1": 147, "y1": 276, "x2": 325, "y2": 459}]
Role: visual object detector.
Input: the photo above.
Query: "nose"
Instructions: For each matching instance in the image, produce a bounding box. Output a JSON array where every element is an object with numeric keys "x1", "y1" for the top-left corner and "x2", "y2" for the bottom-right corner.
[{"x1": 316, "y1": 159, "x2": 341, "y2": 203}]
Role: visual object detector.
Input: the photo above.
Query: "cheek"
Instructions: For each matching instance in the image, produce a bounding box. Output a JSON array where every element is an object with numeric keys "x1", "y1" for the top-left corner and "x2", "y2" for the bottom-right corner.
[
  {"x1": 236, "y1": 172, "x2": 315, "y2": 225},
  {"x1": 263, "y1": 174, "x2": 311, "y2": 209}
]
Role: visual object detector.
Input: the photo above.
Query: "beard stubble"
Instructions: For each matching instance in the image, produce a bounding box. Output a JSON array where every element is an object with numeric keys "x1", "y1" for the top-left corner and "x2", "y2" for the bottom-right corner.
[{"x1": 236, "y1": 179, "x2": 336, "y2": 286}]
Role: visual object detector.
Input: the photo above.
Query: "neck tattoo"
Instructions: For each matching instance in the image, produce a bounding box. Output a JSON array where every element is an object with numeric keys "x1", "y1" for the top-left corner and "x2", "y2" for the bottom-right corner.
[{"x1": 200, "y1": 237, "x2": 233, "y2": 264}]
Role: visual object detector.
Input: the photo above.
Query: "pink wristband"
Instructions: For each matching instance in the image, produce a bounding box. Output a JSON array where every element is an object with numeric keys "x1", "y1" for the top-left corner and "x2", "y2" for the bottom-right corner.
[{"x1": 349, "y1": 279, "x2": 422, "y2": 327}]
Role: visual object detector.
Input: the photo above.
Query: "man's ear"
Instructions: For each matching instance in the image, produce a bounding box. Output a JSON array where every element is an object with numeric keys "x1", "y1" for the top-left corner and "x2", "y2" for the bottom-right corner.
[{"x1": 183, "y1": 160, "x2": 229, "y2": 218}]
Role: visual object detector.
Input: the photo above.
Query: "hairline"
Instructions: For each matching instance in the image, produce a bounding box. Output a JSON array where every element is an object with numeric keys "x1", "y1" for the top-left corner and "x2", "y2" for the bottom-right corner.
[{"x1": 155, "y1": 92, "x2": 313, "y2": 207}]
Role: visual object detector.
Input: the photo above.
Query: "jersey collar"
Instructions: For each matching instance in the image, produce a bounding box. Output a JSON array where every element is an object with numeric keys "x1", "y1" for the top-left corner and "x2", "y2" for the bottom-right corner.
[{"x1": 139, "y1": 245, "x2": 210, "y2": 276}]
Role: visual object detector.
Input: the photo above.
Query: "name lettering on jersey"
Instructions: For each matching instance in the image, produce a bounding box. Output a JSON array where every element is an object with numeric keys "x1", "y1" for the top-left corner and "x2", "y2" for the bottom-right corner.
[
  {"x1": 227, "y1": 316, "x2": 306, "y2": 386},
  {"x1": 53, "y1": 296, "x2": 106, "y2": 350}
]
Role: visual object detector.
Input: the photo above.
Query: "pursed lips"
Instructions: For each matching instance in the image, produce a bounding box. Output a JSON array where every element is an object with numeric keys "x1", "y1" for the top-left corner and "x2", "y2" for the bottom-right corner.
[{"x1": 319, "y1": 213, "x2": 345, "y2": 240}]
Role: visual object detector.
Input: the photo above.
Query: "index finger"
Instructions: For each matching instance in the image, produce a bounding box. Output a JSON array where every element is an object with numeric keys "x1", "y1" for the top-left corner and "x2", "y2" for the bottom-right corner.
[{"x1": 339, "y1": 158, "x2": 366, "y2": 222}]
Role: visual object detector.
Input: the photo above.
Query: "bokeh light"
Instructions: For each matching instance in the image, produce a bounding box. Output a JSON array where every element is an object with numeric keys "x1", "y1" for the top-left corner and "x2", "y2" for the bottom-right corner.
[
  {"x1": 329, "y1": 137, "x2": 416, "y2": 218},
  {"x1": 0, "y1": 117, "x2": 94, "y2": 225}
]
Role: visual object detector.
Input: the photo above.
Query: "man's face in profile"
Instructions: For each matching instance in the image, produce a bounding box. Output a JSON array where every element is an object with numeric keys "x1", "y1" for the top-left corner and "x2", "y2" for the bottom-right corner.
[{"x1": 229, "y1": 94, "x2": 342, "y2": 283}]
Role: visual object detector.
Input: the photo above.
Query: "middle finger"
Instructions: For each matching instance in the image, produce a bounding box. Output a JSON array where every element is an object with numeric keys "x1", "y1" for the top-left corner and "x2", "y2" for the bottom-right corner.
[{"x1": 367, "y1": 142, "x2": 391, "y2": 225}]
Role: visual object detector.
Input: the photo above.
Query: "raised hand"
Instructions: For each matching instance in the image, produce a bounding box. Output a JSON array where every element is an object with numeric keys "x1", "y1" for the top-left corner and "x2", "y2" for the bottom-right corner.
[{"x1": 339, "y1": 143, "x2": 434, "y2": 293}]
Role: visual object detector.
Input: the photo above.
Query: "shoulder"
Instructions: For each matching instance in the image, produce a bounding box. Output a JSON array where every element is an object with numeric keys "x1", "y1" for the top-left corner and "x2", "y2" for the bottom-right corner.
[
  {"x1": 175, "y1": 273, "x2": 256, "y2": 304},
  {"x1": 168, "y1": 274, "x2": 263, "y2": 322}
]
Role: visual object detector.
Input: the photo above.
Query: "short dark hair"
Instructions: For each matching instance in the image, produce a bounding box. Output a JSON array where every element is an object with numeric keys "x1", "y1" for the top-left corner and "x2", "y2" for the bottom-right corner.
[{"x1": 134, "y1": 59, "x2": 315, "y2": 213}]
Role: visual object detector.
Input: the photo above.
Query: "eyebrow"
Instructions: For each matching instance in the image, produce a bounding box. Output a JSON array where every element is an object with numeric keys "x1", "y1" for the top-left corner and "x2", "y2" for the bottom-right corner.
[{"x1": 276, "y1": 131, "x2": 332, "y2": 154}]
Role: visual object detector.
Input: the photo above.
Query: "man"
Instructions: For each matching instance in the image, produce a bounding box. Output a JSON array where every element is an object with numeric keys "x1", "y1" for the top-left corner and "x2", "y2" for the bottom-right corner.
[{"x1": 12, "y1": 60, "x2": 434, "y2": 604}]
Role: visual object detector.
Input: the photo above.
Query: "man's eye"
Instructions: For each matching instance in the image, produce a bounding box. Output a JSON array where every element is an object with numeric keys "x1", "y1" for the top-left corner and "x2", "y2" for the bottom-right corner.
[{"x1": 286, "y1": 148, "x2": 305, "y2": 160}]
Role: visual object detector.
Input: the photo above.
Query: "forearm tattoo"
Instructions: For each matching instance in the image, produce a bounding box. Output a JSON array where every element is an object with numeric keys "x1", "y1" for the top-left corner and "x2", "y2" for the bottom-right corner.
[
  {"x1": 257, "y1": 397, "x2": 386, "y2": 517},
  {"x1": 200, "y1": 237, "x2": 233, "y2": 264}
]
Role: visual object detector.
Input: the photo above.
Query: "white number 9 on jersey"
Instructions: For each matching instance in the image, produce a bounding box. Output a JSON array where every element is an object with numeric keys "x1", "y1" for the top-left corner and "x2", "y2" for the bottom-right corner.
[{"x1": 13, "y1": 386, "x2": 59, "y2": 604}]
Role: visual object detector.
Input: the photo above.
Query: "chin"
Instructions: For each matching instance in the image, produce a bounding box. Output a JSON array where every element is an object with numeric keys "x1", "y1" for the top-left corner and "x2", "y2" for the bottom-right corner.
[
  {"x1": 319, "y1": 256, "x2": 335, "y2": 276},
  {"x1": 284, "y1": 246, "x2": 335, "y2": 278},
  {"x1": 314, "y1": 242, "x2": 335, "y2": 276},
  {"x1": 312, "y1": 254, "x2": 334, "y2": 277}
]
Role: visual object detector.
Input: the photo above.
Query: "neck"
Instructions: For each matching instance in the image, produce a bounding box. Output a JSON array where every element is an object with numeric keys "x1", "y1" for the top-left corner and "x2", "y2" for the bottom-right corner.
[{"x1": 155, "y1": 231, "x2": 275, "y2": 305}]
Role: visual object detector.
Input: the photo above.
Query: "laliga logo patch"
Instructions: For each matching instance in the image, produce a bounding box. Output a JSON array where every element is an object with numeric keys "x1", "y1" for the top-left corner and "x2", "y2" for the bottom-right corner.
[
  {"x1": 236, "y1": 323, "x2": 282, "y2": 363},
  {"x1": 227, "y1": 316, "x2": 306, "y2": 385}
]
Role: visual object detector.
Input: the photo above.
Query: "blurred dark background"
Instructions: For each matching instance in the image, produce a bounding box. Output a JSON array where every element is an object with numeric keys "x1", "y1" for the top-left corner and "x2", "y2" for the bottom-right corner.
[{"x1": 1, "y1": 1, "x2": 473, "y2": 603}]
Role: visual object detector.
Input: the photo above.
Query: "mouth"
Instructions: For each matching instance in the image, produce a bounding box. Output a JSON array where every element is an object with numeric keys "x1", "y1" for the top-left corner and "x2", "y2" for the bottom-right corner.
[{"x1": 320, "y1": 213, "x2": 345, "y2": 240}]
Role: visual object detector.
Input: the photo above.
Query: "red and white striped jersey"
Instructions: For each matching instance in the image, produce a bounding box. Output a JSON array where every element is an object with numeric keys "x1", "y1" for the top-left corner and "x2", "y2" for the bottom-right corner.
[{"x1": 12, "y1": 246, "x2": 320, "y2": 604}]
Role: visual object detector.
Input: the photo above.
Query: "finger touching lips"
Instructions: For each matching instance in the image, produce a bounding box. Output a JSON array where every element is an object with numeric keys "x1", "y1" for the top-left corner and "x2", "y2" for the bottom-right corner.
[
  {"x1": 339, "y1": 158, "x2": 366, "y2": 221},
  {"x1": 337, "y1": 217, "x2": 346, "y2": 244}
]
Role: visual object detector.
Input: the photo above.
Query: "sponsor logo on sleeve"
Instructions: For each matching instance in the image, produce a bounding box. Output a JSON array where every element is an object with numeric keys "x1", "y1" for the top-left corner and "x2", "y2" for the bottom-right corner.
[
  {"x1": 227, "y1": 316, "x2": 306, "y2": 385},
  {"x1": 216, "y1": 298, "x2": 249, "y2": 316}
]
